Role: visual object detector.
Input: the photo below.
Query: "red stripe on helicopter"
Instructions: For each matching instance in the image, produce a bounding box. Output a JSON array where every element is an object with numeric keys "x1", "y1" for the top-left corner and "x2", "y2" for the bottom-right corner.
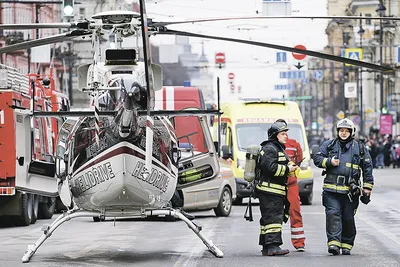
[
  {"x1": 163, "y1": 86, "x2": 167, "y2": 110},
  {"x1": 146, "y1": 119, "x2": 154, "y2": 128}
]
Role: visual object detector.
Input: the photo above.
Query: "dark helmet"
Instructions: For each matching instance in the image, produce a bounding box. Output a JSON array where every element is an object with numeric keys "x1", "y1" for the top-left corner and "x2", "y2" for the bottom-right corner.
[
  {"x1": 336, "y1": 118, "x2": 355, "y2": 137},
  {"x1": 268, "y1": 121, "x2": 289, "y2": 139}
]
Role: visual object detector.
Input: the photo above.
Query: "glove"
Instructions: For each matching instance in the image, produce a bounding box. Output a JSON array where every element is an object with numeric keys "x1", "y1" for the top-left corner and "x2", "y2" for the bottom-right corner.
[
  {"x1": 360, "y1": 193, "x2": 371, "y2": 205},
  {"x1": 288, "y1": 162, "x2": 297, "y2": 177},
  {"x1": 283, "y1": 197, "x2": 290, "y2": 223}
]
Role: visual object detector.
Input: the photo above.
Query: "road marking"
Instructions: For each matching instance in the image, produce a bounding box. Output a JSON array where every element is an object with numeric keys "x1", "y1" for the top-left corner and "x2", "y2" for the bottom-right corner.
[
  {"x1": 358, "y1": 214, "x2": 400, "y2": 247},
  {"x1": 173, "y1": 218, "x2": 220, "y2": 267}
]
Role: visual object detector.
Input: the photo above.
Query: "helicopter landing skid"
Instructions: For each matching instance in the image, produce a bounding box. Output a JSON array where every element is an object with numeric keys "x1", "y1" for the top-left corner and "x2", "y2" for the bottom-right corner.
[
  {"x1": 22, "y1": 209, "x2": 103, "y2": 263},
  {"x1": 22, "y1": 208, "x2": 223, "y2": 263},
  {"x1": 144, "y1": 209, "x2": 224, "y2": 258}
]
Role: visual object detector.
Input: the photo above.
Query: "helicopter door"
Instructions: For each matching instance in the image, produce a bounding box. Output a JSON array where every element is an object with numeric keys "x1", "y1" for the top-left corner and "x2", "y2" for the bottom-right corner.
[{"x1": 176, "y1": 112, "x2": 219, "y2": 190}]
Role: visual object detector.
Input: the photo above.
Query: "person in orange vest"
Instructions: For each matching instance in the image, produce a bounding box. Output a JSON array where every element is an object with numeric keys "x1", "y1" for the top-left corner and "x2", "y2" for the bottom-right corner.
[{"x1": 275, "y1": 119, "x2": 306, "y2": 252}]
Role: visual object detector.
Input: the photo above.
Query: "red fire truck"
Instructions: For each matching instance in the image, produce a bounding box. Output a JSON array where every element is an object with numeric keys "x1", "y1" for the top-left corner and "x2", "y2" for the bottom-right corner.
[{"x1": 0, "y1": 64, "x2": 69, "y2": 226}]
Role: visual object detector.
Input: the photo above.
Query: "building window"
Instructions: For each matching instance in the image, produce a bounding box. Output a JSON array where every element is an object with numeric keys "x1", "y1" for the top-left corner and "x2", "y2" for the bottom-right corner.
[
  {"x1": 365, "y1": 14, "x2": 371, "y2": 25},
  {"x1": 79, "y1": 8, "x2": 85, "y2": 20}
]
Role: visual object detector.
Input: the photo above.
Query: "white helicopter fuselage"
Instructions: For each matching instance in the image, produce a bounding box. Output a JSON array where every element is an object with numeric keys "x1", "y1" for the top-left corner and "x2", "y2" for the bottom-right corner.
[
  {"x1": 59, "y1": 61, "x2": 179, "y2": 212},
  {"x1": 70, "y1": 140, "x2": 178, "y2": 211}
]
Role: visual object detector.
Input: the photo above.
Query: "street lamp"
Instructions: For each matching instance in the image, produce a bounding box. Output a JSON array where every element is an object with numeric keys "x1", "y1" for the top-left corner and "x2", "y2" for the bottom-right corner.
[{"x1": 376, "y1": 0, "x2": 386, "y2": 112}]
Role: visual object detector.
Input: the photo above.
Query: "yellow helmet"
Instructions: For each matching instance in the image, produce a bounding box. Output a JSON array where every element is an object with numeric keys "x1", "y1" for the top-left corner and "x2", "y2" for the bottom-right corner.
[{"x1": 336, "y1": 118, "x2": 355, "y2": 137}]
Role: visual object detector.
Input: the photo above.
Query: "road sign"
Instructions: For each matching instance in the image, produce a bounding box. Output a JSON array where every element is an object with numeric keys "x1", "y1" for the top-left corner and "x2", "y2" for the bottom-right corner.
[
  {"x1": 215, "y1": 52, "x2": 225, "y2": 64},
  {"x1": 313, "y1": 70, "x2": 323, "y2": 81},
  {"x1": 228, "y1": 72, "x2": 235, "y2": 79},
  {"x1": 336, "y1": 110, "x2": 345, "y2": 120},
  {"x1": 292, "y1": 45, "x2": 306, "y2": 60},
  {"x1": 279, "y1": 70, "x2": 306, "y2": 79},
  {"x1": 276, "y1": 52, "x2": 287, "y2": 63},
  {"x1": 345, "y1": 48, "x2": 362, "y2": 66},
  {"x1": 397, "y1": 46, "x2": 400, "y2": 64},
  {"x1": 274, "y1": 84, "x2": 293, "y2": 90},
  {"x1": 344, "y1": 82, "x2": 357, "y2": 98}
]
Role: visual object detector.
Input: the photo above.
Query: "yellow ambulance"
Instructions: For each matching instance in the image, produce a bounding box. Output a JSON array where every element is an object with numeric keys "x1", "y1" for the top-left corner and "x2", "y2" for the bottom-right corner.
[{"x1": 213, "y1": 98, "x2": 313, "y2": 205}]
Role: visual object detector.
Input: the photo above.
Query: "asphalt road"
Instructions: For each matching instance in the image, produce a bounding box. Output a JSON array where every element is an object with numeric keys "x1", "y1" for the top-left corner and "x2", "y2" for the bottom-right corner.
[{"x1": 1, "y1": 167, "x2": 400, "y2": 267}]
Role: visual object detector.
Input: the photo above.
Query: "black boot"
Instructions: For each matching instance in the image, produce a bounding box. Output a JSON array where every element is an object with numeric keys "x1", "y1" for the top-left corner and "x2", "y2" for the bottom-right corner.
[
  {"x1": 328, "y1": 245, "x2": 340, "y2": 255},
  {"x1": 342, "y1": 248, "x2": 351, "y2": 255},
  {"x1": 266, "y1": 245, "x2": 289, "y2": 256},
  {"x1": 261, "y1": 245, "x2": 268, "y2": 255}
]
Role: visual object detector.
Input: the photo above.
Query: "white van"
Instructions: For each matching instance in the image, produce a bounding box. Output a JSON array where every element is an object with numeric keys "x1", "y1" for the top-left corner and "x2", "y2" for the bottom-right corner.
[{"x1": 156, "y1": 86, "x2": 237, "y2": 216}]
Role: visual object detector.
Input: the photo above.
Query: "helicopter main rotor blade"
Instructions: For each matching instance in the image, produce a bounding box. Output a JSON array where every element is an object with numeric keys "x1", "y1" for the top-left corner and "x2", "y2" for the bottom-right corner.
[
  {"x1": 0, "y1": 30, "x2": 92, "y2": 55},
  {"x1": 157, "y1": 29, "x2": 392, "y2": 72},
  {"x1": 151, "y1": 15, "x2": 400, "y2": 27},
  {"x1": 0, "y1": 22, "x2": 87, "y2": 30}
]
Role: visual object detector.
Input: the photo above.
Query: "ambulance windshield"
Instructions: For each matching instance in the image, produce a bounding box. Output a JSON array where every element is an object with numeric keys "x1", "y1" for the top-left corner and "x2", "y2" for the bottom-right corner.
[{"x1": 236, "y1": 123, "x2": 305, "y2": 151}]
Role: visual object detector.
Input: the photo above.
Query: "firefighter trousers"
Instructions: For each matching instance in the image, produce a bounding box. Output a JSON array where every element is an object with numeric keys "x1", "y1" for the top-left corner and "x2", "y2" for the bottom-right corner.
[
  {"x1": 322, "y1": 190, "x2": 359, "y2": 251},
  {"x1": 258, "y1": 192, "x2": 285, "y2": 247},
  {"x1": 287, "y1": 176, "x2": 305, "y2": 249}
]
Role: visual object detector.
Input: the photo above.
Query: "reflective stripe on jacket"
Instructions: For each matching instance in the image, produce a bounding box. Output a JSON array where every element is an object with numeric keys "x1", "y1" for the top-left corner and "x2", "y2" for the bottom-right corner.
[
  {"x1": 257, "y1": 139, "x2": 289, "y2": 196},
  {"x1": 313, "y1": 139, "x2": 374, "y2": 194}
]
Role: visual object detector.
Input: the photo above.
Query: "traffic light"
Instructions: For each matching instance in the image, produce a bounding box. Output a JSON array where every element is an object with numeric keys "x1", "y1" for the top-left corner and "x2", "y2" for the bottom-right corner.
[{"x1": 63, "y1": 0, "x2": 74, "y2": 17}]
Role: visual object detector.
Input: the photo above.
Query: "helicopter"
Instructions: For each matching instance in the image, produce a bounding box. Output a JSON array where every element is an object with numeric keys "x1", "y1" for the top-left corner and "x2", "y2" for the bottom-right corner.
[{"x1": 0, "y1": 0, "x2": 397, "y2": 263}]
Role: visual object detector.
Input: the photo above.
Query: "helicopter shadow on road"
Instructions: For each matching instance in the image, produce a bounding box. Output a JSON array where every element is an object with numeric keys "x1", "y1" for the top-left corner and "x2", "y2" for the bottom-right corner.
[
  {"x1": 104, "y1": 212, "x2": 219, "y2": 222},
  {"x1": 40, "y1": 249, "x2": 186, "y2": 265}
]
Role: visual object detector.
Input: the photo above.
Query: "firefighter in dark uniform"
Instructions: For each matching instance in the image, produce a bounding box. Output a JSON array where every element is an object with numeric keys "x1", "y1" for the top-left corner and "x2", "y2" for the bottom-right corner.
[
  {"x1": 313, "y1": 118, "x2": 374, "y2": 255},
  {"x1": 257, "y1": 121, "x2": 298, "y2": 256}
]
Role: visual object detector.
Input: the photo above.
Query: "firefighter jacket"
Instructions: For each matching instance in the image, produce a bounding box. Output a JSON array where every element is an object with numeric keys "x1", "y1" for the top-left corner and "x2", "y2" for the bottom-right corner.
[
  {"x1": 256, "y1": 139, "x2": 290, "y2": 197},
  {"x1": 313, "y1": 138, "x2": 374, "y2": 194}
]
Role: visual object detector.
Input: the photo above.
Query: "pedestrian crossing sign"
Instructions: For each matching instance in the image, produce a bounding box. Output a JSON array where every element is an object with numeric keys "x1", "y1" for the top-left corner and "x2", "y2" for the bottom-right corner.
[{"x1": 345, "y1": 48, "x2": 363, "y2": 66}]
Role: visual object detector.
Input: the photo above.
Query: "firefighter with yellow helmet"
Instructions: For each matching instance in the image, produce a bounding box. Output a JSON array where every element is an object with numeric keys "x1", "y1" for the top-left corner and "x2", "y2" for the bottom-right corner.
[{"x1": 313, "y1": 118, "x2": 374, "y2": 255}]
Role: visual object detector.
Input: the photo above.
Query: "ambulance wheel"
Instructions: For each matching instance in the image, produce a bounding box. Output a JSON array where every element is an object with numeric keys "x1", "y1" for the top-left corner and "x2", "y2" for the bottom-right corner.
[
  {"x1": 12, "y1": 192, "x2": 32, "y2": 226},
  {"x1": 214, "y1": 187, "x2": 232, "y2": 217},
  {"x1": 31, "y1": 194, "x2": 39, "y2": 224},
  {"x1": 301, "y1": 193, "x2": 313, "y2": 205},
  {"x1": 38, "y1": 197, "x2": 56, "y2": 219}
]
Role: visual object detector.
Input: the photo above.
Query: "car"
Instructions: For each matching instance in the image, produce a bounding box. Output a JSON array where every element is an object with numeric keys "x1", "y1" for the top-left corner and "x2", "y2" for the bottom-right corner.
[{"x1": 178, "y1": 150, "x2": 236, "y2": 217}]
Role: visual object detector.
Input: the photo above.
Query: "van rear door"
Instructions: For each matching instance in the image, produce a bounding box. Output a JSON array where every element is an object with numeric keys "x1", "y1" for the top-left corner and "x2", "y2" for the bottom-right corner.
[{"x1": 175, "y1": 110, "x2": 219, "y2": 189}]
